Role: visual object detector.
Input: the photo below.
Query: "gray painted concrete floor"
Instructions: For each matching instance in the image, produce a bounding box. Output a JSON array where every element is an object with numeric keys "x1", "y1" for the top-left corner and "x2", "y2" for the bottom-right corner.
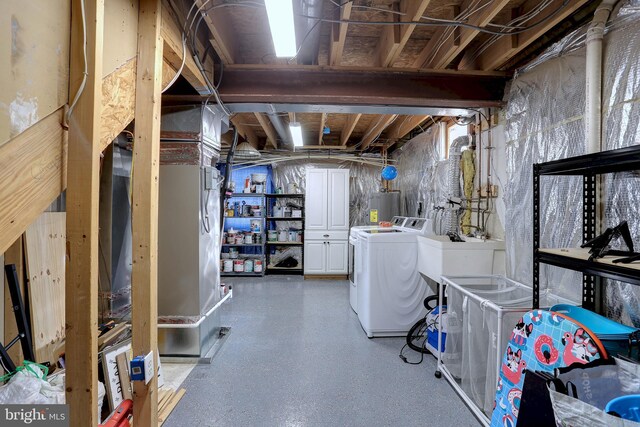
[{"x1": 164, "y1": 277, "x2": 479, "y2": 427}]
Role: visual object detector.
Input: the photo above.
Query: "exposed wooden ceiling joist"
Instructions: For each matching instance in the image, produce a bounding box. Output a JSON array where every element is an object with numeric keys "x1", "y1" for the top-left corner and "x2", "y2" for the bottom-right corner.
[
  {"x1": 161, "y1": 4, "x2": 210, "y2": 94},
  {"x1": 341, "y1": 113, "x2": 362, "y2": 146},
  {"x1": 329, "y1": 3, "x2": 353, "y2": 66},
  {"x1": 458, "y1": 0, "x2": 590, "y2": 70},
  {"x1": 253, "y1": 113, "x2": 278, "y2": 149},
  {"x1": 360, "y1": 114, "x2": 398, "y2": 151},
  {"x1": 230, "y1": 116, "x2": 259, "y2": 148},
  {"x1": 378, "y1": 0, "x2": 432, "y2": 67},
  {"x1": 415, "y1": 0, "x2": 511, "y2": 69},
  {"x1": 193, "y1": 0, "x2": 236, "y2": 64},
  {"x1": 384, "y1": 115, "x2": 430, "y2": 149}
]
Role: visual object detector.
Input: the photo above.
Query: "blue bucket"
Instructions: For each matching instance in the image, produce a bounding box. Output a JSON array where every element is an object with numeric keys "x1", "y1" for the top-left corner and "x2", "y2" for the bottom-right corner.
[{"x1": 606, "y1": 395, "x2": 640, "y2": 421}]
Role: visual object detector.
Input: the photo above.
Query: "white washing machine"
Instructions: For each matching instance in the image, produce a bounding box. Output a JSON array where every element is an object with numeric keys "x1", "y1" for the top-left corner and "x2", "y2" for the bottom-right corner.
[
  {"x1": 349, "y1": 217, "x2": 407, "y2": 313},
  {"x1": 357, "y1": 217, "x2": 431, "y2": 337}
]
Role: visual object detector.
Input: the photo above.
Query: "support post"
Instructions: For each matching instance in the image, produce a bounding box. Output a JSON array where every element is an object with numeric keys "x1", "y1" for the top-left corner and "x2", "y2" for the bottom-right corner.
[
  {"x1": 65, "y1": 0, "x2": 104, "y2": 425},
  {"x1": 131, "y1": 0, "x2": 162, "y2": 424}
]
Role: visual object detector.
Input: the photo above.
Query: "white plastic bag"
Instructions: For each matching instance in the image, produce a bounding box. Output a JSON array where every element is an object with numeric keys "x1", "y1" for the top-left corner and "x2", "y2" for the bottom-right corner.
[{"x1": 0, "y1": 363, "x2": 64, "y2": 404}]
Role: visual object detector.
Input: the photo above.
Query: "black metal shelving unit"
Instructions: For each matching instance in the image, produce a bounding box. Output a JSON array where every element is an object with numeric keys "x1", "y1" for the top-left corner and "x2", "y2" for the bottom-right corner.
[
  {"x1": 264, "y1": 193, "x2": 305, "y2": 275},
  {"x1": 221, "y1": 193, "x2": 266, "y2": 277},
  {"x1": 533, "y1": 145, "x2": 640, "y2": 312}
]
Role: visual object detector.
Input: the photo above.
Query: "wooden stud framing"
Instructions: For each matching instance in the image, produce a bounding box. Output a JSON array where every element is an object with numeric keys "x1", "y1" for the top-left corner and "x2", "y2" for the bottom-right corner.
[
  {"x1": 340, "y1": 113, "x2": 361, "y2": 146},
  {"x1": 0, "y1": 109, "x2": 67, "y2": 254},
  {"x1": 160, "y1": 4, "x2": 209, "y2": 93},
  {"x1": 378, "y1": 0, "x2": 431, "y2": 67},
  {"x1": 131, "y1": 0, "x2": 163, "y2": 424},
  {"x1": 329, "y1": 3, "x2": 352, "y2": 66},
  {"x1": 65, "y1": 0, "x2": 104, "y2": 425},
  {"x1": 458, "y1": 0, "x2": 589, "y2": 70},
  {"x1": 318, "y1": 113, "x2": 327, "y2": 145},
  {"x1": 414, "y1": 0, "x2": 510, "y2": 69},
  {"x1": 254, "y1": 113, "x2": 278, "y2": 149},
  {"x1": 360, "y1": 114, "x2": 398, "y2": 151}
]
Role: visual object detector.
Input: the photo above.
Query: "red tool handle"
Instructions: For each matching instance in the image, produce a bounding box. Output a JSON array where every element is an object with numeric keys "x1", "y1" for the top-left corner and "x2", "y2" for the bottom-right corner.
[{"x1": 99, "y1": 399, "x2": 133, "y2": 427}]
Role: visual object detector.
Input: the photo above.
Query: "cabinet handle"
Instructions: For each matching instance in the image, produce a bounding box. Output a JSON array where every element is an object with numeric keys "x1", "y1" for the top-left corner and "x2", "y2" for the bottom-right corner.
[{"x1": 323, "y1": 234, "x2": 329, "y2": 237}]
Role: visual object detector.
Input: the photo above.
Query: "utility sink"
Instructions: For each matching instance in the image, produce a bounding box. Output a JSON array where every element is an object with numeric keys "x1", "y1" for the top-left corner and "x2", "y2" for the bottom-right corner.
[{"x1": 417, "y1": 235, "x2": 506, "y2": 288}]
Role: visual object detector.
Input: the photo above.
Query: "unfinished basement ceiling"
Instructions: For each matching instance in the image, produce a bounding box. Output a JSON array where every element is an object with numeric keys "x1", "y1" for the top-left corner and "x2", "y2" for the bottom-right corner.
[{"x1": 163, "y1": 0, "x2": 598, "y2": 152}]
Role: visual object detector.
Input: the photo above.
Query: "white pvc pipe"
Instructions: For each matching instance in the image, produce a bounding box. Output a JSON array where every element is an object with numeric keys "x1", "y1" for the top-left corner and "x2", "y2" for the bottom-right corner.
[
  {"x1": 585, "y1": 0, "x2": 618, "y2": 154},
  {"x1": 157, "y1": 289, "x2": 233, "y2": 329}
]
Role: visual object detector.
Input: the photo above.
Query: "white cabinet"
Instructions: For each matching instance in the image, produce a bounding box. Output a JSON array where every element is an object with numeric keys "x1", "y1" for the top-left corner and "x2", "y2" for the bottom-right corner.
[
  {"x1": 304, "y1": 168, "x2": 350, "y2": 275},
  {"x1": 304, "y1": 241, "x2": 326, "y2": 274},
  {"x1": 303, "y1": 240, "x2": 348, "y2": 275},
  {"x1": 305, "y1": 169, "x2": 328, "y2": 230},
  {"x1": 327, "y1": 169, "x2": 349, "y2": 230},
  {"x1": 326, "y1": 241, "x2": 348, "y2": 274}
]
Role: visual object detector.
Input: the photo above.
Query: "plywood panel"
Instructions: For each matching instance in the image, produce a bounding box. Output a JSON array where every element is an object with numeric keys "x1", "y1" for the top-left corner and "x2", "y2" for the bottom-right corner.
[
  {"x1": 0, "y1": 0, "x2": 70, "y2": 146},
  {"x1": 24, "y1": 212, "x2": 66, "y2": 365}
]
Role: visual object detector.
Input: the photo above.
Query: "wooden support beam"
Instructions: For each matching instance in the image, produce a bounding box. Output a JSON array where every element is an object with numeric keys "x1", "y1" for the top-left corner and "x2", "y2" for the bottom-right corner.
[
  {"x1": 384, "y1": 115, "x2": 430, "y2": 149},
  {"x1": 193, "y1": 0, "x2": 236, "y2": 64},
  {"x1": 329, "y1": 3, "x2": 352, "y2": 66},
  {"x1": 131, "y1": 0, "x2": 162, "y2": 424},
  {"x1": 160, "y1": 4, "x2": 209, "y2": 94},
  {"x1": 65, "y1": 0, "x2": 103, "y2": 424},
  {"x1": 340, "y1": 113, "x2": 361, "y2": 146},
  {"x1": 230, "y1": 116, "x2": 259, "y2": 148},
  {"x1": 181, "y1": 65, "x2": 508, "y2": 108},
  {"x1": 318, "y1": 113, "x2": 327, "y2": 145},
  {"x1": 360, "y1": 114, "x2": 398, "y2": 151},
  {"x1": 0, "y1": 110, "x2": 66, "y2": 254},
  {"x1": 254, "y1": 113, "x2": 278, "y2": 149},
  {"x1": 458, "y1": 0, "x2": 589, "y2": 70},
  {"x1": 378, "y1": 0, "x2": 431, "y2": 67},
  {"x1": 414, "y1": 0, "x2": 510, "y2": 69}
]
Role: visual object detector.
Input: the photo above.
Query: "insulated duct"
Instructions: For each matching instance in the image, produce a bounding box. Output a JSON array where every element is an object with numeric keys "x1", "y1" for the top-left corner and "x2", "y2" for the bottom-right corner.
[
  {"x1": 447, "y1": 135, "x2": 474, "y2": 234},
  {"x1": 586, "y1": 0, "x2": 619, "y2": 154},
  {"x1": 267, "y1": 112, "x2": 290, "y2": 148},
  {"x1": 294, "y1": 0, "x2": 323, "y2": 65}
]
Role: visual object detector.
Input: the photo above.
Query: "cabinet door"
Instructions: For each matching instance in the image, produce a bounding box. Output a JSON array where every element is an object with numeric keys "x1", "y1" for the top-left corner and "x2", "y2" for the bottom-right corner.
[
  {"x1": 305, "y1": 169, "x2": 328, "y2": 230},
  {"x1": 327, "y1": 169, "x2": 349, "y2": 230},
  {"x1": 304, "y1": 240, "x2": 326, "y2": 274},
  {"x1": 326, "y1": 240, "x2": 348, "y2": 274}
]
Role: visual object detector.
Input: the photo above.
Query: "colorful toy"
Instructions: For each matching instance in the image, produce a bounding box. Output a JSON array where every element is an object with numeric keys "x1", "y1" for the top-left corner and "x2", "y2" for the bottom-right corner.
[{"x1": 490, "y1": 310, "x2": 607, "y2": 427}]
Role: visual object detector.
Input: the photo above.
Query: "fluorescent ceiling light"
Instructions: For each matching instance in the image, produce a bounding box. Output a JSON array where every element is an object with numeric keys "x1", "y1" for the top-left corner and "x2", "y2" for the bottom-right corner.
[
  {"x1": 289, "y1": 122, "x2": 304, "y2": 147},
  {"x1": 264, "y1": 0, "x2": 297, "y2": 57}
]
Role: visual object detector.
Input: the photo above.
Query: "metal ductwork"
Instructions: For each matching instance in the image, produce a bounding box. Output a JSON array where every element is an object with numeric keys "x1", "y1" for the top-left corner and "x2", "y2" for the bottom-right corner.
[
  {"x1": 294, "y1": 0, "x2": 323, "y2": 65},
  {"x1": 266, "y1": 105, "x2": 290, "y2": 148},
  {"x1": 447, "y1": 135, "x2": 475, "y2": 234}
]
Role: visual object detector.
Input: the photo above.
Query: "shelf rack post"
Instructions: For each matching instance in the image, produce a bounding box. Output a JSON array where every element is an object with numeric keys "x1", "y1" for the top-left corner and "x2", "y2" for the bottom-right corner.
[
  {"x1": 532, "y1": 164, "x2": 541, "y2": 309},
  {"x1": 582, "y1": 173, "x2": 601, "y2": 312}
]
